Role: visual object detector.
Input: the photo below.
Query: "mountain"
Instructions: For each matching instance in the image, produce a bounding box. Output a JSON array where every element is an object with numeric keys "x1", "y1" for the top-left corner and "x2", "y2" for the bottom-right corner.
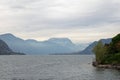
[
  {"x1": 0, "y1": 39, "x2": 24, "y2": 55},
  {"x1": 79, "y1": 38, "x2": 112, "y2": 54},
  {"x1": 0, "y1": 33, "x2": 82, "y2": 55}
]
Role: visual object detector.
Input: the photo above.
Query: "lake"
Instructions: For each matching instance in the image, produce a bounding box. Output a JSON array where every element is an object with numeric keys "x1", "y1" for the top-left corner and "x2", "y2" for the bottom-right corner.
[{"x1": 0, "y1": 55, "x2": 120, "y2": 80}]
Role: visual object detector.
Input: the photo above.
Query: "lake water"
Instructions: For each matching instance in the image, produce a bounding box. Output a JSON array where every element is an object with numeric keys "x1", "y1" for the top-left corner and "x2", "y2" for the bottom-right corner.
[{"x1": 0, "y1": 55, "x2": 120, "y2": 80}]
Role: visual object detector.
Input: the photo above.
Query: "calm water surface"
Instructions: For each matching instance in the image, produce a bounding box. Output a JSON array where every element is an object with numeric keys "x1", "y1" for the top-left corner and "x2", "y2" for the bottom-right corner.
[{"x1": 0, "y1": 55, "x2": 120, "y2": 80}]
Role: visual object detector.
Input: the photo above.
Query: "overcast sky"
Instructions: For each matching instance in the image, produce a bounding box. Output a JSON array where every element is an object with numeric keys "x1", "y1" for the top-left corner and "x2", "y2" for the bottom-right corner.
[{"x1": 0, "y1": 0, "x2": 120, "y2": 43}]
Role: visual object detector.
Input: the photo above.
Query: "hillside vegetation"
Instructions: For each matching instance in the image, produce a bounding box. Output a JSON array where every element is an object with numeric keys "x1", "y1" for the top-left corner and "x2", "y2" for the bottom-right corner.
[{"x1": 93, "y1": 34, "x2": 120, "y2": 65}]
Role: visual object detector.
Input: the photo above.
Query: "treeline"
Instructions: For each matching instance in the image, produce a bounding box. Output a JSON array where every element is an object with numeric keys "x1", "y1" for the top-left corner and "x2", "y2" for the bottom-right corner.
[{"x1": 93, "y1": 34, "x2": 120, "y2": 65}]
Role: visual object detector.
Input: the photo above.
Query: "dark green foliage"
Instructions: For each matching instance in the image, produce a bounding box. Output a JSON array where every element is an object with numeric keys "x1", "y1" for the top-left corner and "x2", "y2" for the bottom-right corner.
[
  {"x1": 93, "y1": 41, "x2": 108, "y2": 64},
  {"x1": 109, "y1": 34, "x2": 120, "y2": 53},
  {"x1": 112, "y1": 34, "x2": 120, "y2": 44},
  {"x1": 93, "y1": 33, "x2": 120, "y2": 65},
  {"x1": 102, "y1": 53, "x2": 120, "y2": 65}
]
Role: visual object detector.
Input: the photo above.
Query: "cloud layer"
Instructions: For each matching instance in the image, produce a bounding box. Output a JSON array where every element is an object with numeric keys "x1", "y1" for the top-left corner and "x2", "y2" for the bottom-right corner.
[{"x1": 0, "y1": 0, "x2": 120, "y2": 43}]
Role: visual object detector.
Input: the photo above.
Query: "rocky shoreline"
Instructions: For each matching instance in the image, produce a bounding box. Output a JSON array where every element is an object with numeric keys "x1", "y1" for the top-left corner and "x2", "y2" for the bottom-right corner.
[{"x1": 92, "y1": 62, "x2": 120, "y2": 70}]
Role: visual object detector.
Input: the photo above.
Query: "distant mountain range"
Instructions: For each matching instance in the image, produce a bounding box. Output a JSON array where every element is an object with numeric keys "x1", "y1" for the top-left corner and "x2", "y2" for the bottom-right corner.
[
  {"x1": 79, "y1": 38, "x2": 112, "y2": 54},
  {"x1": 0, "y1": 33, "x2": 112, "y2": 55},
  {"x1": 0, "y1": 33, "x2": 83, "y2": 55},
  {"x1": 0, "y1": 39, "x2": 24, "y2": 55}
]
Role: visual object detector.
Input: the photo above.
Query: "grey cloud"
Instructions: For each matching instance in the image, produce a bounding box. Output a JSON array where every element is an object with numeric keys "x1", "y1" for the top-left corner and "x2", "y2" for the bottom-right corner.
[
  {"x1": 41, "y1": 0, "x2": 120, "y2": 28},
  {"x1": 0, "y1": 0, "x2": 120, "y2": 43},
  {"x1": 23, "y1": 0, "x2": 120, "y2": 30},
  {"x1": 2, "y1": 0, "x2": 120, "y2": 27}
]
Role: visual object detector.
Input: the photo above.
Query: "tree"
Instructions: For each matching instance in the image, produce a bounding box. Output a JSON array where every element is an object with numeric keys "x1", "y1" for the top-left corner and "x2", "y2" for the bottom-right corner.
[
  {"x1": 108, "y1": 33, "x2": 120, "y2": 54},
  {"x1": 112, "y1": 34, "x2": 120, "y2": 44},
  {"x1": 93, "y1": 41, "x2": 107, "y2": 64},
  {"x1": 93, "y1": 33, "x2": 120, "y2": 65}
]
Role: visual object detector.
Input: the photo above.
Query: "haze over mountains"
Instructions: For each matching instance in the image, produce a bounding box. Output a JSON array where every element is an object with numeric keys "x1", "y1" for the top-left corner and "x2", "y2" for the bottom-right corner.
[
  {"x1": 0, "y1": 39, "x2": 24, "y2": 55},
  {"x1": 0, "y1": 33, "x2": 112, "y2": 55},
  {"x1": 0, "y1": 33, "x2": 84, "y2": 55}
]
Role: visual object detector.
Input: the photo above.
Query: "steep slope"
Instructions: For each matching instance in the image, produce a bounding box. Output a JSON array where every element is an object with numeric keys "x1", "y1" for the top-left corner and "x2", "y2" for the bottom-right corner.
[
  {"x1": 0, "y1": 39, "x2": 24, "y2": 55},
  {"x1": 0, "y1": 33, "x2": 82, "y2": 55},
  {"x1": 80, "y1": 38, "x2": 112, "y2": 54},
  {"x1": 0, "y1": 39, "x2": 13, "y2": 55},
  {"x1": 0, "y1": 33, "x2": 30, "y2": 54}
]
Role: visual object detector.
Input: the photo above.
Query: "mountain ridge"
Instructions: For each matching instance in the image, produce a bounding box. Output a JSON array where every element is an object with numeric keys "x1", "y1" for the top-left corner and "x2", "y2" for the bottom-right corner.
[
  {"x1": 0, "y1": 39, "x2": 24, "y2": 55},
  {"x1": 0, "y1": 33, "x2": 82, "y2": 55},
  {"x1": 79, "y1": 38, "x2": 112, "y2": 54}
]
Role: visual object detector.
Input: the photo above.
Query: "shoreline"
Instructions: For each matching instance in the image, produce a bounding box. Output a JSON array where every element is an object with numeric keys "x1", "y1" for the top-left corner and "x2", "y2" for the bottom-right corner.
[{"x1": 92, "y1": 61, "x2": 120, "y2": 70}]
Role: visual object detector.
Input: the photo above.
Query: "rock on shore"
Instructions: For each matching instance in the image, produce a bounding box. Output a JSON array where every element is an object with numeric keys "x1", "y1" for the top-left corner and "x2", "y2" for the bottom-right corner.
[{"x1": 92, "y1": 62, "x2": 120, "y2": 70}]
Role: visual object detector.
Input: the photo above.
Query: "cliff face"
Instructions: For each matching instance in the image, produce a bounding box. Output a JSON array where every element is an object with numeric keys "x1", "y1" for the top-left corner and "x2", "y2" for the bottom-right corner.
[{"x1": 0, "y1": 39, "x2": 24, "y2": 55}]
